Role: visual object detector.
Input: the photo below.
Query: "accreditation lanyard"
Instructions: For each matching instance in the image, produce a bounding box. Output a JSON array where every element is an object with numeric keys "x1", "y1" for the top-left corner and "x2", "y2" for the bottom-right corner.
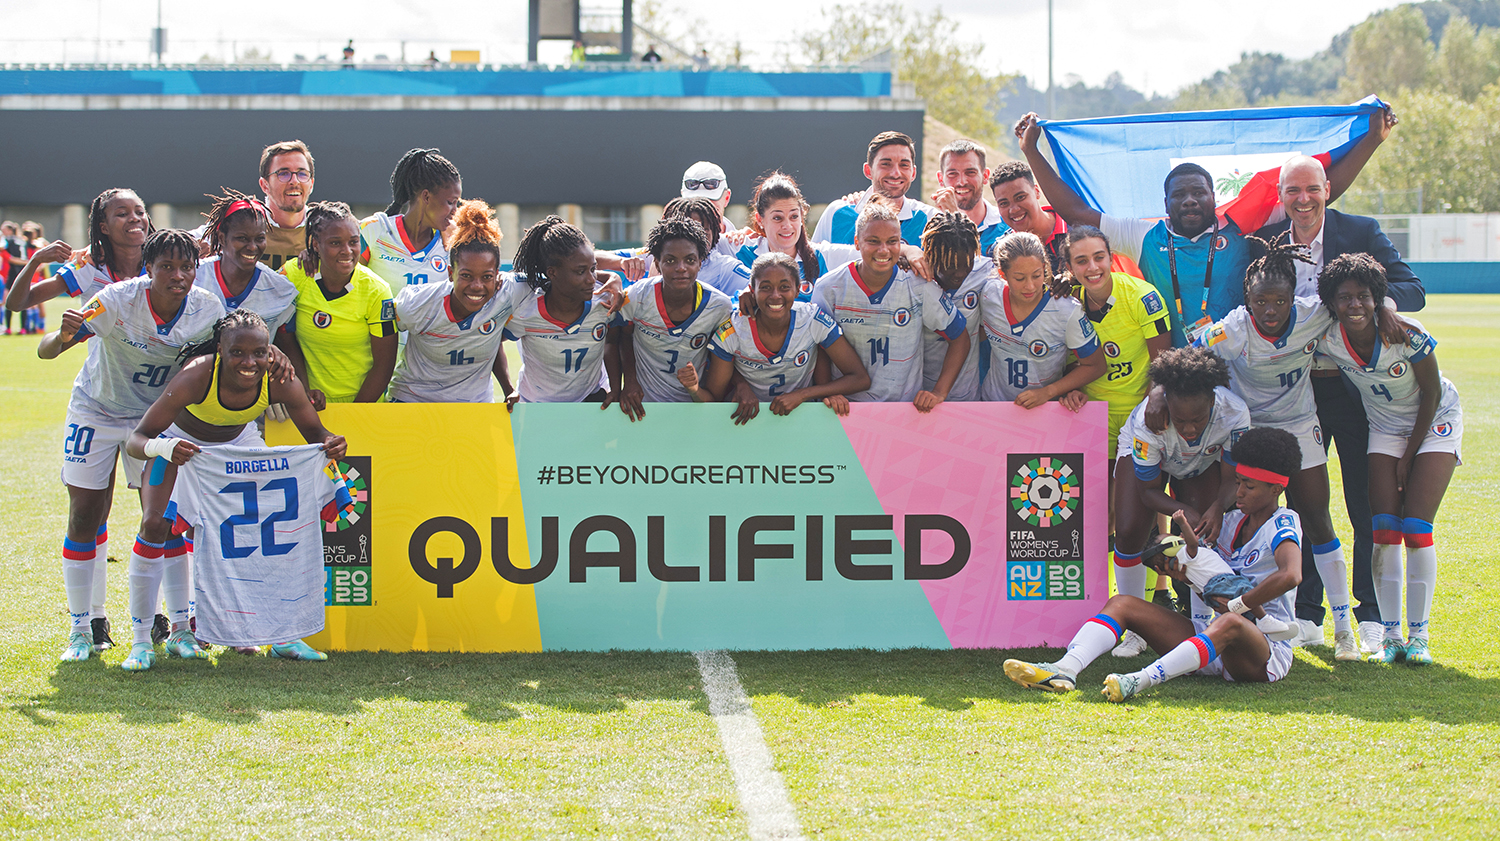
[{"x1": 1166, "y1": 218, "x2": 1218, "y2": 343}]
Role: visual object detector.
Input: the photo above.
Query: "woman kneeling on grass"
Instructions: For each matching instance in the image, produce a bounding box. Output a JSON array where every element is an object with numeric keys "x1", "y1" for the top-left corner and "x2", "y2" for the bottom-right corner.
[
  {"x1": 1003, "y1": 426, "x2": 1304, "y2": 701},
  {"x1": 124, "y1": 309, "x2": 346, "y2": 669}
]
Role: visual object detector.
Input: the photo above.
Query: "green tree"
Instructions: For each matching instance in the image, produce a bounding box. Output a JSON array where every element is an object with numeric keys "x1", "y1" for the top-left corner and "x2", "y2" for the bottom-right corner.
[
  {"x1": 1342, "y1": 5, "x2": 1434, "y2": 98},
  {"x1": 793, "y1": 2, "x2": 1012, "y2": 146},
  {"x1": 1434, "y1": 15, "x2": 1500, "y2": 99},
  {"x1": 1339, "y1": 87, "x2": 1500, "y2": 213}
]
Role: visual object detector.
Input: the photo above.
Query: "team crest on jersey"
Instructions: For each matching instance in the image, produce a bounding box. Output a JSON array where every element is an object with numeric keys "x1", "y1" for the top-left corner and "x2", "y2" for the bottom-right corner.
[
  {"x1": 1206, "y1": 444, "x2": 1221, "y2": 456},
  {"x1": 431, "y1": 256, "x2": 447, "y2": 273},
  {"x1": 479, "y1": 319, "x2": 496, "y2": 335},
  {"x1": 1432, "y1": 422, "x2": 1453, "y2": 437},
  {"x1": 1142, "y1": 291, "x2": 1164, "y2": 315},
  {"x1": 799, "y1": 279, "x2": 813, "y2": 296},
  {"x1": 313, "y1": 311, "x2": 332, "y2": 329},
  {"x1": 1029, "y1": 339, "x2": 1049, "y2": 357},
  {"x1": 793, "y1": 349, "x2": 811, "y2": 367},
  {"x1": 690, "y1": 333, "x2": 707, "y2": 350},
  {"x1": 1388, "y1": 360, "x2": 1408, "y2": 378},
  {"x1": 1132, "y1": 438, "x2": 1149, "y2": 460},
  {"x1": 961, "y1": 290, "x2": 978, "y2": 309},
  {"x1": 1213, "y1": 235, "x2": 1228, "y2": 251},
  {"x1": 591, "y1": 323, "x2": 607, "y2": 341},
  {"x1": 1313, "y1": 424, "x2": 1323, "y2": 445},
  {"x1": 892, "y1": 308, "x2": 911, "y2": 327},
  {"x1": 1303, "y1": 338, "x2": 1318, "y2": 354},
  {"x1": 1104, "y1": 341, "x2": 1120, "y2": 358}
]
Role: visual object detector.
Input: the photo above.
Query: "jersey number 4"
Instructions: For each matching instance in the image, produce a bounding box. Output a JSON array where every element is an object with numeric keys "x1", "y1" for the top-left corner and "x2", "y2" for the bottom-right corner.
[{"x1": 218, "y1": 479, "x2": 300, "y2": 559}]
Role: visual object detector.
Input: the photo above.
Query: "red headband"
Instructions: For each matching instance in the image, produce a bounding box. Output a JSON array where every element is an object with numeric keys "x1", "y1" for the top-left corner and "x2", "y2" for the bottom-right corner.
[
  {"x1": 1237, "y1": 464, "x2": 1289, "y2": 487},
  {"x1": 225, "y1": 199, "x2": 261, "y2": 218}
]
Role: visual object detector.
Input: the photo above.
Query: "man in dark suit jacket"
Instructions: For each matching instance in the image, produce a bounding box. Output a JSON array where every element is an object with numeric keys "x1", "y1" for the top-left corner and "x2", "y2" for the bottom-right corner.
[{"x1": 1253, "y1": 155, "x2": 1425, "y2": 658}]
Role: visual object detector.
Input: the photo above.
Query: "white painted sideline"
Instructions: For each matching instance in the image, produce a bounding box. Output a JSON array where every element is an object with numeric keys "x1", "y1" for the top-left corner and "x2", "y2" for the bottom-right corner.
[{"x1": 694, "y1": 650, "x2": 805, "y2": 841}]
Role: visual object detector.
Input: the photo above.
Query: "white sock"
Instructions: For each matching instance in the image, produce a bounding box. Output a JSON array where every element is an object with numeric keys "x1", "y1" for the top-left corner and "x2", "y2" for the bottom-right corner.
[
  {"x1": 129, "y1": 537, "x2": 166, "y2": 645},
  {"x1": 92, "y1": 529, "x2": 109, "y2": 619},
  {"x1": 1136, "y1": 633, "x2": 1217, "y2": 689},
  {"x1": 1313, "y1": 539, "x2": 1352, "y2": 635},
  {"x1": 1403, "y1": 518, "x2": 1437, "y2": 641},
  {"x1": 161, "y1": 537, "x2": 191, "y2": 629},
  {"x1": 1113, "y1": 552, "x2": 1147, "y2": 601},
  {"x1": 1371, "y1": 540, "x2": 1404, "y2": 642},
  {"x1": 1054, "y1": 615, "x2": 1122, "y2": 676},
  {"x1": 62, "y1": 535, "x2": 96, "y2": 632}
]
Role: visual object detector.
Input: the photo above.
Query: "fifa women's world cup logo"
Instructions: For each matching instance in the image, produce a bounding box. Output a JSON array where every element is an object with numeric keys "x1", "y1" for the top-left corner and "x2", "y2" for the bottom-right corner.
[{"x1": 1006, "y1": 454, "x2": 1085, "y2": 600}]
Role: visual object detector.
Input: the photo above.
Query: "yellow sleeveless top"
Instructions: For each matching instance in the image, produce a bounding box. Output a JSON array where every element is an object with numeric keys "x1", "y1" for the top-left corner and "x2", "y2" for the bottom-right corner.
[{"x1": 185, "y1": 356, "x2": 270, "y2": 426}]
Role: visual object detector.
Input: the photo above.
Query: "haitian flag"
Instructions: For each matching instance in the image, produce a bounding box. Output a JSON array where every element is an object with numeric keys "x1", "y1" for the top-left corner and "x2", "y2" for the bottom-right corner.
[{"x1": 1038, "y1": 96, "x2": 1389, "y2": 231}]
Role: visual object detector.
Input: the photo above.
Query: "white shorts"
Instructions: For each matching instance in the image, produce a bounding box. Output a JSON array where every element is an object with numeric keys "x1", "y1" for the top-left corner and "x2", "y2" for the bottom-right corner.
[
  {"x1": 1368, "y1": 399, "x2": 1463, "y2": 463},
  {"x1": 60, "y1": 400, "x2": 144, "y2": 491},
  {"x1": 1264, "y1": 413, "x2": 1328, "y2": 470},
  {"x1": 1198, "y1": 637, "x2": 1294, "y2": 683}
]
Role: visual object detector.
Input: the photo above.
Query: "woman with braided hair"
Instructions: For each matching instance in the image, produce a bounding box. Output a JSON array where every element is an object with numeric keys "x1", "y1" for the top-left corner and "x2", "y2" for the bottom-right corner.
[
  {"x1": 5, "y1": 188, "x2": 150, "y2": 318},
  {"x1": 5, "y1": 189, "x2": 153, "y2": 652},
  {"x1": 281, "y1": 201, "x2": 396, "y2": 409},
  {"x1": 38, "y1": 229, "x2": 225, "y2": 667},
  {"x1": 501, "y1": 216, "x2": 622, "y2": 404},
  {"x1": 606, "y1": 197, "x2": 753, "y2": 296},
  {"x1": 122, "y1": 307, "x2": 345, "y2": 667},
  {"x1": 917, "y1": 211, "x2": 993, "y2": 402},
  {"x1": 359, "y1": 148, "x2": 462, "y2": 298},
  {"x1": 195, "y1": 190, "x2": 298, "y2": 336}
]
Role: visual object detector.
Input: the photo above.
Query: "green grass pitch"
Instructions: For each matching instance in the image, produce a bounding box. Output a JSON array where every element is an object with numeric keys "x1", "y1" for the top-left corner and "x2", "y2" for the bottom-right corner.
[{"x1": 0, "y1": 296, "x2": 1495, "y2": 839}]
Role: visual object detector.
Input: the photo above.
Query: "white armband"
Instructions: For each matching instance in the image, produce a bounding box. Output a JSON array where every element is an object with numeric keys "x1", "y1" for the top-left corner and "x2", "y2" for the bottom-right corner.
[
  {"x1": 143, "y1": 437, "x2": 185, "y2": 461},
  {"x1": 1225, "y1": 595, "x2": 1251, "y2": 616}
]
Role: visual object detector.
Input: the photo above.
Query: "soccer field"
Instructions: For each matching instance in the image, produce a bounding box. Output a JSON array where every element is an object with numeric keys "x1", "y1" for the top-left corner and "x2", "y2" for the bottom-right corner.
[{"x1": 1, "y1": 296, "x2": 1496, "y2": 839}]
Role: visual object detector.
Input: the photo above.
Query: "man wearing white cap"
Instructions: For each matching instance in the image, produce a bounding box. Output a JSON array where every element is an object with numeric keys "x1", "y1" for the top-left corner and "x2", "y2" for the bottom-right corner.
[{"x1": 681, "y1": 161, "x2": 735, "y2": 255}]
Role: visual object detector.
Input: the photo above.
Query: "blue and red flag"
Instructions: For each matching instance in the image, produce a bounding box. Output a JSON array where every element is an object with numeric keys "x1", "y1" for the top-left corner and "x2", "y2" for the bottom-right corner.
[{"x1": 1038, "y1": 96, "x2": 1389, "y2": 232}]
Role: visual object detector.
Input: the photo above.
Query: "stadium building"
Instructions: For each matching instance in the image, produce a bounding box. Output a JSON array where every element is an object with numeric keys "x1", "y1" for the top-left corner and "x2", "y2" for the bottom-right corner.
[{"x1": 0, "y1": 64, "x2": 924, "y2": 258}]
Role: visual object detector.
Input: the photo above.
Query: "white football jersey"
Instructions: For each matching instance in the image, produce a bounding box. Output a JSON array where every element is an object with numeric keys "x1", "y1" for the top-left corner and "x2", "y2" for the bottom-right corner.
[
  {"x1": 732, "y1": 238, "x2": 860, "y2": 302},
  {"x1": 503, "y1": 287, "x2": 616, "y2": 403},
  {"x1": 978, "y1": 284, "x2": 1100, "y2": 402},
  {"x1": 1121, "y1": 386, "x2": 1251, "y2": 480},
  {"x1": 171, "y1": 443, "x2": 350, "y2": 646},
  {"x1": 1197, "y1": 297, "x2": 1330, "y2": 427},
  {"x1": 1317, "y1": 317, "x2": 1458, "y2": 437},
  {"x1": 707, "y1": 302, "x2": 842, "y2": 401},
  {"x1": 388, "y1": 278, "x2": 532, "y2": 403},
  {"x1": 617, "y1": 278, "x2": 734, "y2": 403},
  {"x1": 812, "y1": 262, "x2": 965, "y2": 402},
  {"x1": 55, "y1": 253, "x2": 144, "y2": 301},
  {"x1": 1216, "y1": 506, "x2": 1301, "y2": 628},
  {"x1": 71, "y1": 278, "x2": 225, "y2": 420},
  {"x1": 921, "y1": 257, "x2": 994, "y2": 401},
  {"x1": 359, "y1": 212, "x2": 451, "y2": 299},
  {"x1": 195, "y1": 257, "x2": 298, "y2": 335}
]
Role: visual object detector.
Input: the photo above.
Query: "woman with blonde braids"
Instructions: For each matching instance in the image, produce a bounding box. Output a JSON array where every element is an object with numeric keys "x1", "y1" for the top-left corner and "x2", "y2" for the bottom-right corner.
[{"x1": 387, "y1": 200, "x2": 533, "y2": 403}]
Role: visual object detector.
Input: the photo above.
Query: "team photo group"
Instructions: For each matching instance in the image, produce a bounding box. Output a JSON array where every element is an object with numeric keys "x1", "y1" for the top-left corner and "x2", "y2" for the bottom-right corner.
[{"x1": 9, "y1": 100, "x2": 1461, "y2": 703}]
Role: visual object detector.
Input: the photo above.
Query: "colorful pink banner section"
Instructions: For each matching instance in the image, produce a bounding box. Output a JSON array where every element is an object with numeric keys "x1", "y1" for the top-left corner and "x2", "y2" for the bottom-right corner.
[{"x1": 840, "y1": 402, "x2": 1111, "y2": 648}]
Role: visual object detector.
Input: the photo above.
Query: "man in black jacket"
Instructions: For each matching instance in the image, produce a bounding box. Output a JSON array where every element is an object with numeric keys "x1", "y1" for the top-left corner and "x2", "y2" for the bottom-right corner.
[{"x1": 1253, "y1": 154, "x2": 1425, "y2": 658}]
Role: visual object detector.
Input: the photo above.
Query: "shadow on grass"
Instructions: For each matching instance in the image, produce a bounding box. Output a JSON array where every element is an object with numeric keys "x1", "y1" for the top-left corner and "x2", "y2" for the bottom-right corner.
[
  {"x1": 12, "y1": 650, "x2": 707, "y2": 726},
  {"x1": 728, "y1": 647, "x2": 1500, "y2": 724}
]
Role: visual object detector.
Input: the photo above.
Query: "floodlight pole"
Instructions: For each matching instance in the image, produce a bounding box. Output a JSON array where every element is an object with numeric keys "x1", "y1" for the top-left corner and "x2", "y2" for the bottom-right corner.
[{"x1": 1047, "y1": 0, "x2": 1055, "y2": 116}]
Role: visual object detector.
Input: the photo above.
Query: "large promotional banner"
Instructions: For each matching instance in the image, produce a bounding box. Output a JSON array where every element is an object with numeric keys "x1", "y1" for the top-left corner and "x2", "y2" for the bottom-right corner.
[{"x1": 268, "y1": 401, "x2": 1108, "y2": 652}]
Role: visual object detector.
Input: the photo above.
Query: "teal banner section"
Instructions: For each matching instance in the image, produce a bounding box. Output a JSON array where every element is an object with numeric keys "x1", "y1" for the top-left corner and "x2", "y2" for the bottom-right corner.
[{"x1": 510, "y1": 403, "x2": 951, "y2": 651}]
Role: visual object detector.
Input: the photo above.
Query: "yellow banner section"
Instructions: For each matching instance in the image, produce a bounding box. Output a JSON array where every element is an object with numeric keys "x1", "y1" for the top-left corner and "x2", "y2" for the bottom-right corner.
[{"x1": 267, "y1": 404, "x2": 542, "y2": 652}]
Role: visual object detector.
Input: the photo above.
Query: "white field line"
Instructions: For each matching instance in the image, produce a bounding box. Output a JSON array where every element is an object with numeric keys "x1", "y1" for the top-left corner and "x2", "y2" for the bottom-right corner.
[{"x1": 694, "y1": 650, "x2": 805, "y2": 841}]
